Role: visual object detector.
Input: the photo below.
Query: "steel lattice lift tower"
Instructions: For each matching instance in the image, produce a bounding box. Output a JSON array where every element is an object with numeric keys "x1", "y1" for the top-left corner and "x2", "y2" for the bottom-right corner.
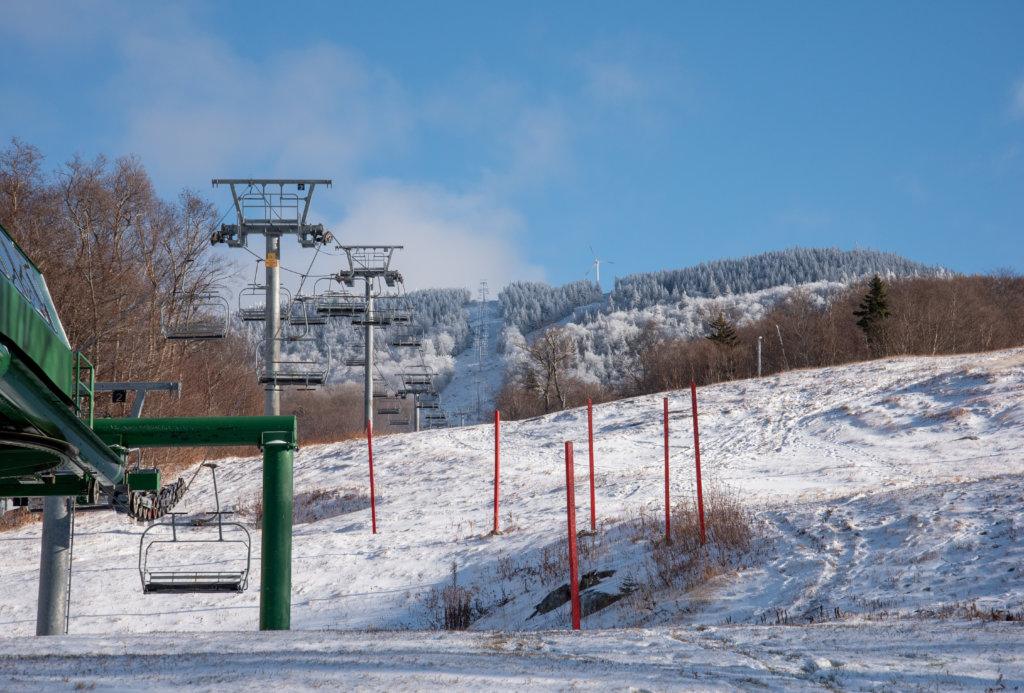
[
  {"x1": 332, "y1": 245, "x2": 404, "y2": 431},
  {"x1": 210, "y1": 179, "x2": 332, "y2": 416}
]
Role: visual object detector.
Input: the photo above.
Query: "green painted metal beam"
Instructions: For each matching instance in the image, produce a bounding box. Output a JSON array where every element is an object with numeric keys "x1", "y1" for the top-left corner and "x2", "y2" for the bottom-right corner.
[
  {"x1": 93, "y1": 416, "x2": 297, "y2": 449},
  {"x1": 0, "y1": 477, "x2": 89, "y2": 497},
  {"x1": 0, "y1": 225, "x2": 74, "y2": 399},
  {"x1": 0, "y1": 343, "x2": 124, "y2": 486}
]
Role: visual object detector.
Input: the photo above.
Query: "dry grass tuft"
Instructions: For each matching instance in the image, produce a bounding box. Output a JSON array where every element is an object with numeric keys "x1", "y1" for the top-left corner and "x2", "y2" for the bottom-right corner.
[
  {"x1": 0, "y1": 506, "x2": 40, "y2": 532},
  {"x1": 627, "y1": 483, "x2": 766, "y2": 604},
  {"x1": 293, "y1": 487, "x2": 371, "y2": 524},
  {"x1": 424, "y1": 561, "x2": 481, "y2": 630},
  {"x1": 236, "y1": 486, "x2": 371, "y2": 529}
]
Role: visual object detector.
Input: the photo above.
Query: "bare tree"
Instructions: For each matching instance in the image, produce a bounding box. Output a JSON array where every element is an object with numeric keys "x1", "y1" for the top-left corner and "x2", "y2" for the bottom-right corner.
[
  {"x1": 522, "y1": 326, "x2": 577, "y2": 412},
  {"x1": 0, "y1": 140, "x2": 260, "y2": 432}
]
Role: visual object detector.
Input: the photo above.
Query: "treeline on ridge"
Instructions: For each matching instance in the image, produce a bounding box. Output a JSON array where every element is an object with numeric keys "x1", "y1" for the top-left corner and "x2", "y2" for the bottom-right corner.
[
  {"x1": 497, "y1": 273, "x2": 1024, "y2": 420},
  {"x1": 608, "y1": 247, "x2": 943, "y2": 311}
]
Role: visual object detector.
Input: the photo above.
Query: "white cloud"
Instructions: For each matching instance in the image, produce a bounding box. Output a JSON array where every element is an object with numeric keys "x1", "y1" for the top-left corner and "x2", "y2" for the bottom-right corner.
[
  {"x1": 107, "y1": 34, "x2": 411, "y2": 192},
  {"x1": 420, "y1": 69, "x2": 574, "y2": 196},
  {"x1": 572, "y1": 39, "x2": 695, "y2": 137},
  {"x1": 1014, "y1": 78, "x2": 1024, "y2": 118},
  {"x1": 5, "y1": 2, "x2": 565, "y2": 293},
  {"x1": 480, "y1": 103, "x2": 572, "y2": 196},
  {"x1": 583, "y1": 61, "x2": 651, "y2": 104},
  {"x1": 0, "y1": 0, "x2": 134, "y2": 45},
  {"x1": 420, "y1": 67, "x2": 525, "y2": 133},
  {"x1": 325, "y1": 180, "x2": 544, "y2": 290}
]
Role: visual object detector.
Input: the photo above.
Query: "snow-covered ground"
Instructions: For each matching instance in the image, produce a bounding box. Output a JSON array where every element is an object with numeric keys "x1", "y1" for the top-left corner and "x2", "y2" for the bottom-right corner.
[
  {"x1": 3, "y1": 348, "x2": 1024, "y2": 690},
  {"x1": 440, "y1": 299, "x2": 504, "y2": 424}
]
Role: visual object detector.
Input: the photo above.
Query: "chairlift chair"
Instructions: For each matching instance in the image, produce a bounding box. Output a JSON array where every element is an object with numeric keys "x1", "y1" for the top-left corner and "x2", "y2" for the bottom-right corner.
[
  {"x1": 344, "y1": 352, "x2": 366, "y2": 367},
  {"x1": 423, "y1": 412, "x2": 449, "y2": 429},
  {"x1": 161, "y1": 290, "x2": 231, "y2": 340},
  {"x1": 351, "y1": 307, "x2": 395, "y2": 326},
  {"x1": 401, "y1": 371, "x2": 433, "y2": 387},
  {"x1": 375, "y1": 296, "x2": 414, "y2": 325},
  {"x1": 417, "y1": 391, "x2": 441, "y2": 409},
  {"x1": 238, "y1": 284, "x2": 292, "y2": 322},
  {"x1": 139, "y1": 464, "x2": 251, "y2": 594},
  {"x1": 376, "y1": 396, "x2": 401, "y2": 415},
  {"x1": 291, "y1": 294, "x2": 327, "y2": 327},
  {"x1": 315, "y1": 290, "x2": 365, "y2": 317},
  {"x1": 390, "y1": 326, "x2": 423, "y2": 348},
  {"x1": 257, "y1": 337, "x2": 331, "y2": 388}
]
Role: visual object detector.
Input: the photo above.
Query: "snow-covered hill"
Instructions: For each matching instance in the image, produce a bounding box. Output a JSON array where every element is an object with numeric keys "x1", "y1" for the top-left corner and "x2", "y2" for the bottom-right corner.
[
  {"x1": 438, "y1": 300, "x2": 503, "y2": 424},
  {"x1": 3, "y1": 348, "x2": 1024, "y2": 690}
]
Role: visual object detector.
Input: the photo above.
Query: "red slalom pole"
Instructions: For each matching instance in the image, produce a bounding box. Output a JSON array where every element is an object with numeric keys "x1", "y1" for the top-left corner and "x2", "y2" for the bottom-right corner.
[
  {"x1": 664, "y1": 396, "x2": 671, "y2": 542},
  {"x1": 587, "y1": 398, "x2": 596, "y2": 531},
  {"x1": 691, "y1": 382, "x2": 706, "y2": 544},
  {"x1": 565, "y1": 441, "x2": 581, "y2": 630},
  {"x1": 493, "y1": 410, "x2": 501, "y2": 534},
  {"x1": 367, "y1": 419, "x2": 377, "y2": 534}
]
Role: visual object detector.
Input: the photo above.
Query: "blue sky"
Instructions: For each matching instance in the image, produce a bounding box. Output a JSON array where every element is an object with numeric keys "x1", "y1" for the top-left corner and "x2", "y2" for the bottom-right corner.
[{"x1": 2, "y1": 1, "x2": 1023, "y2": 291}]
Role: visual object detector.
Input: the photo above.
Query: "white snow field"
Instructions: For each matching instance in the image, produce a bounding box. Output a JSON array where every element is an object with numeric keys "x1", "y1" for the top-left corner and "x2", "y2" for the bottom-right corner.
[
  {"x1": 438, "y1": 299, "x2": 504, "y2": 425},
  {"x1": 3, "y1": 348, "x2": 1024, "y2": 691}
]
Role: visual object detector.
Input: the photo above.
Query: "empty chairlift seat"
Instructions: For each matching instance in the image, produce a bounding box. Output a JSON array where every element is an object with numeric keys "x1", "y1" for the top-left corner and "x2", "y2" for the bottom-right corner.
[
  {"x1": 350, "y1": 307, "x2": 396, "y2": 326},
  {"x1": 290, "y1": 294, "x2": 327, "y2": 327},
  {"x1": 417, "y1": 391, "x2": 441, "y2": 409},
  {"x1": 161, "y1": 291, "x2": 231, "y2": 340},
  {"x1": 138, "y1": 464, "x2": 251, "y2": 594},
  {"x1": 376, "y1": 396, "x2": 401, "y2": 415},
  {"x1": 390, "y1": 326, "x2": 423, "y2": 347},
  {"x1": 315, "y1": 290, "x2": 364, "y2": 317},
  {"x1": 238, "y1": 284, "x2": 292, "y2": 322},
  {"x1": 139, "y1": 513, "x2": 252, "y2": 593},
  {"x1": 257, "y1": 337, "x2": 331, "y2": 388}
]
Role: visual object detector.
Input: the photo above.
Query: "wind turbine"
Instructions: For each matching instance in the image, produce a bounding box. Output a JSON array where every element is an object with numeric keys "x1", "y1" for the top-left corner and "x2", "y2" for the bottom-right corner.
[{"x1": 586, "y1": 247, "x2": 614, "y2": 288}]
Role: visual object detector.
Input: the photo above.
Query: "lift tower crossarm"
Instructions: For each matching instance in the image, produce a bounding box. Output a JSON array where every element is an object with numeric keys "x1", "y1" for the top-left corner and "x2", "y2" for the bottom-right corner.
[
  {"x1": 210, "y1": 179, "x2": 333, "y2": 248},
  {"x1": 211, "y1": 180, "x2": 333, "y2": 222}
]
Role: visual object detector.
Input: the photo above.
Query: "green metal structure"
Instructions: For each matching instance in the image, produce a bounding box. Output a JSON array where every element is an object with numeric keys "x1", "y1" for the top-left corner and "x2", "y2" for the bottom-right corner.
[{"x1": 0, "y1": 223, "x2": 298, "y2": 631}]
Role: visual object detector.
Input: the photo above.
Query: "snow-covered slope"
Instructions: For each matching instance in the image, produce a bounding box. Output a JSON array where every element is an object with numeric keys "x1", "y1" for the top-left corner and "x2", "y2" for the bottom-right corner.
[
  {"x1": 439, "y1": 300, "x2": 504, "y2": 424},
  {"x1": 3, "y1": 348, "x2": 1024, "y2": 690}
]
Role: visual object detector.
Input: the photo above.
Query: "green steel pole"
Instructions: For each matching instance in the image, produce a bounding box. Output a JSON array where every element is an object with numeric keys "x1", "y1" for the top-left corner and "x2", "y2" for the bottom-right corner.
[
  {"x1": 259, "y1": 436, "x2": 294, "y2": 630},
  {"x1": 93, "y1": 416, "x2": 296, "y2": 449},
  {"x1": 0, "y1": 346, "x2": 124, "y2": 486}
]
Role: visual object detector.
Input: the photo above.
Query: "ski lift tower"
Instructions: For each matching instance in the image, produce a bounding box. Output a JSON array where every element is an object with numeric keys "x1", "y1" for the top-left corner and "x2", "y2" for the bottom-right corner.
[
  {"x1": 333, "y1": 245, "x2": 403, "y2": 431},
  {"x1": 210, "y1": 179, "x2": 332, "y2": 416}
]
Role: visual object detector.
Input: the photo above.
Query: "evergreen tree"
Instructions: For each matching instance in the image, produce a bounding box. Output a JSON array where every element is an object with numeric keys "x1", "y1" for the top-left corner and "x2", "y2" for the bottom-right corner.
[
  {"x1": 853, "y1": 274, "x2": 890, "y2": 356},
  {"x1": 706, "y1": 311, "x2": 738, "y2": 347}
]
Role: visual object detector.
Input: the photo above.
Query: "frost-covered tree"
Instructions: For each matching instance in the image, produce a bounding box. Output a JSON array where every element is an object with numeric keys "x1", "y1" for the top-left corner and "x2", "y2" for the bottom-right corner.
[
  {"x1": 608, "y1": 247, "x2": 941, "y2": 312},
  {"x1": 498, "y1": 279, "x2": 603, "y2": 332}
]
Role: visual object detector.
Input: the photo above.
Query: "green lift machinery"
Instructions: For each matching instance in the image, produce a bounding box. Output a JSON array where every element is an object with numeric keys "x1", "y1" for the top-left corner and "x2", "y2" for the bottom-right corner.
[{"x1": 0, "y1": 223, "x2": 298, "y2": 632}]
